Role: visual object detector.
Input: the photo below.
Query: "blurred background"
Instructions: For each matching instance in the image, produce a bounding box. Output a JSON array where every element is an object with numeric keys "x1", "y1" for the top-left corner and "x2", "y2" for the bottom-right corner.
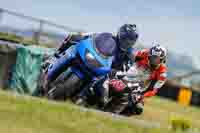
[{"x1": 1, "y1": 1, "x2": 200, "y2": 67}]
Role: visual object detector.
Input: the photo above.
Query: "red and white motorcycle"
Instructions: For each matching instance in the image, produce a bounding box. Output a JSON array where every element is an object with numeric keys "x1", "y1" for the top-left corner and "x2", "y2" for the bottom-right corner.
[{"x1": 102, "y1": 70, "x2": 145, "y2": 116}]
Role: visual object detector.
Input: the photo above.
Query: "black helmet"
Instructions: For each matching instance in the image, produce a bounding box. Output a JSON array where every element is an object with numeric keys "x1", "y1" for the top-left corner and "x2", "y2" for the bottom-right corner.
[
  {"x1": 148, "y1": 44, "x2": 167, "y2": 69},
  {"x1": 117, "y1": 24, "x2": 139, "y2": 52}
]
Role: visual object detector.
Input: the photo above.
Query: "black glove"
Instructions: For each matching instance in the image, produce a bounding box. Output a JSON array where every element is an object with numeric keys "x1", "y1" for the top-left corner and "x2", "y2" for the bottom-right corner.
[
  {"x1": 53, "y1": 51, "x2": 60, "y2": 58},
  {"x1": 131, "y1": 93, "x2": 144, "y2": 104},
  {"x1": 109, "y1": 69, "x2": 118, "y2": 78}
]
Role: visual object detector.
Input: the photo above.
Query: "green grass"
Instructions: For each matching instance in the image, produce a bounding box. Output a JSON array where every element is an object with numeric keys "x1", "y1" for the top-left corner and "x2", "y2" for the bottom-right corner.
[
  {"x1": 0, "y1": 90, "x2": 192, "y2": 133},
  {"x1": 134, "y1": 97, "x2": 200, "y2": 129}
]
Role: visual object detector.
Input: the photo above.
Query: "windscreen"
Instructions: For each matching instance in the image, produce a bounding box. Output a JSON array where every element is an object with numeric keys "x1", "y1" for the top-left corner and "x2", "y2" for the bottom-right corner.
[{"x1": 93, "y1": 33, "x2": 116, "y2": 57}]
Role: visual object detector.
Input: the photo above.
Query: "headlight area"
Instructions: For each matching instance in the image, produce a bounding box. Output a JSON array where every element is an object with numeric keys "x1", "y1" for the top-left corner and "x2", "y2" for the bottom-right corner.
[{"x1": 85, "y1": 50, "x2": 102, "y2": 68}]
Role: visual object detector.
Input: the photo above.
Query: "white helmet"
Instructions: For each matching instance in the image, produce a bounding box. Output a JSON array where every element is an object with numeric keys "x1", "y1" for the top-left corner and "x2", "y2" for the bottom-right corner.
[{"x1": 148, "y1": 44, "x2": 167, "y2": 69}]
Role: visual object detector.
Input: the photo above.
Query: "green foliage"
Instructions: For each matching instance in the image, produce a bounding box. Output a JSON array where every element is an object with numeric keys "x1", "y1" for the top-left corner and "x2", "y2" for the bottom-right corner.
[
  {"x1": 0, "y1": 32, "x2": 55, "y2": 48},
  {"x1": 0, "y1": 32, "x2": 23, "y2": 43},
  {"x1": 170, "y1": 115, "x2": 192, "y2": 131}
]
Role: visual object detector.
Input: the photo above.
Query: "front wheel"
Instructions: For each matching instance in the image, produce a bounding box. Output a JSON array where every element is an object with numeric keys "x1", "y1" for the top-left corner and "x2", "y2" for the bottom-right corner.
[{"x1": 47, "y1": 73, "x2": 83, "y2": 100}]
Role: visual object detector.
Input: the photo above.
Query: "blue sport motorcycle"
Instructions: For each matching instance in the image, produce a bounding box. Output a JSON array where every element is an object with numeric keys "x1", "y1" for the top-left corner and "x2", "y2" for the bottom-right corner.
[{"x1": 43, "y1": 34, "x2": 114, "y2": 101}]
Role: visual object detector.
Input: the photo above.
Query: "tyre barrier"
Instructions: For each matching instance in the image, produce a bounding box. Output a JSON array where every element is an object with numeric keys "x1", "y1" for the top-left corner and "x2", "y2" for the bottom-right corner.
[{"x1": 157, "y1": 80, "x2": 200, "y2": 107}]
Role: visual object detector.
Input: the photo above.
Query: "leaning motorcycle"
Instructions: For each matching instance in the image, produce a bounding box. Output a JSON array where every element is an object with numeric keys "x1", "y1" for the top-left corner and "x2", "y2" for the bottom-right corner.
[{"x1": 40, "y1": 34, "x2": 114, "y2": 101}]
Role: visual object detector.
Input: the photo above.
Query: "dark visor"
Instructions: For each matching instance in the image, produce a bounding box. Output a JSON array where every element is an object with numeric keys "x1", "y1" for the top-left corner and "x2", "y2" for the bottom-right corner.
[
  {"x1": 149, "y1": 55, "x2": 161, "y2": 66},
  {"x1": 119, "y1": 38, "x2": 136, "y2": 51}
]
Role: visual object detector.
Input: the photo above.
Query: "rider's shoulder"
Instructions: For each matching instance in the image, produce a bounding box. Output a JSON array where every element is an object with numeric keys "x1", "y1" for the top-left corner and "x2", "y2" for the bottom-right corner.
[
  {"x1": 68, "y1": 32, "x2": 91, "y2": 40},
  {"x1": 136, "y1": 49, "x2": 149, "y2": 57}
]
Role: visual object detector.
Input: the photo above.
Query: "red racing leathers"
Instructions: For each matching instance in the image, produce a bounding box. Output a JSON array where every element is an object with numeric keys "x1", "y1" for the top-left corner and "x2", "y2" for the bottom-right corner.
[{"x1": 129, "y1": 49, "x2": 167, "y2": 98}]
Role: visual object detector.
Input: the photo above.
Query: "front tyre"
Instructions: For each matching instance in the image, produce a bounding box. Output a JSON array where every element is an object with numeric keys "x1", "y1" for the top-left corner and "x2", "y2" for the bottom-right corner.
[
  {"x1": 47, "y1": 73, "x2": 83, "y2": 100},
  {"x1": 134, "y1": 102, "x2": 144, "y2": 115}
]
